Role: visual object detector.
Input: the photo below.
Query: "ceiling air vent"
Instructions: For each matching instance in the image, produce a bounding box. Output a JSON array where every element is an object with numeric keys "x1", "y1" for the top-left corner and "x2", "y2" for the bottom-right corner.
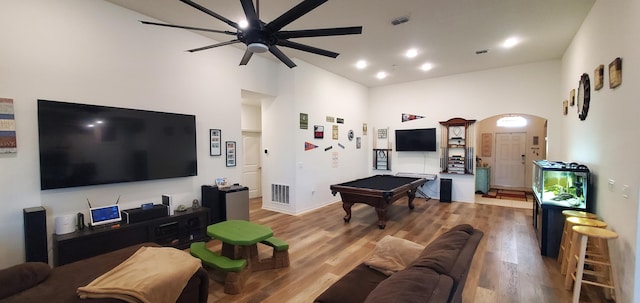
[{"x1": 391, "y1": 16, "x2": 410, "y2": 26}]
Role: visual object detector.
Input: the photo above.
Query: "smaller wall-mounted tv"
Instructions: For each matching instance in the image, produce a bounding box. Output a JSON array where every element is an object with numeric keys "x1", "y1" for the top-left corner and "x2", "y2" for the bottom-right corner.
[{"x1": 395, "y1": 128, "x2": 437, "y2": 152}]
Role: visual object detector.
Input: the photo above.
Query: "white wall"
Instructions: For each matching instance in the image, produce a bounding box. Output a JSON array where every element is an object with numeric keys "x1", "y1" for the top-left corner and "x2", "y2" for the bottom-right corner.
[
  {"x1": 292, "y1": 61, "x2": 370, "y2": 213},
  {"x1": 368, "y1": 61, "x2": 561, "y2": 202},
  {"x1": 261, "y1": 60, "x2": 370, "y2": 214},
  {"x1": 241, "y1": 104, "x2": 262, "y2": 132},
  {"x1": 560, "y1": 1, "x2": 639, "y2": 301},
  {"x1": 0, "y1": 0, "x2": 278, "y2": 268}
]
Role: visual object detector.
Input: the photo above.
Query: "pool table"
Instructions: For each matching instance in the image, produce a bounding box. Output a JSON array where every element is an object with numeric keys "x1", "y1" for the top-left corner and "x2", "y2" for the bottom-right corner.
[{"x1": 330, "y1": 175, "x2": 427, "y2": 229}]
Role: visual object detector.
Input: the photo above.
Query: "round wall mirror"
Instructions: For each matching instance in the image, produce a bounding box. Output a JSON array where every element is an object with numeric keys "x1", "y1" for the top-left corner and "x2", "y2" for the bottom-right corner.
[{"x1": 577, "y1": 73, "x2": 590, "y2": 120}]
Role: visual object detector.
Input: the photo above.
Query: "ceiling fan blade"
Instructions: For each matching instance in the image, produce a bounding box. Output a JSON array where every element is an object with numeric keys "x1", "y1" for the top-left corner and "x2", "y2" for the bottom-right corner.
[
  {"x1": 239, "y1": 49, "x2": 254, "y2": 66},
  {"x1": 277, "y1": 40, "x2": 339, "y2": 58},
  {"x1": 187, "y1": 39, "x2": 241, "y2": 52},
  {"x1": 240, "y1": 0, "x2": 259, "y2": 27},
  {"x1": 180, "y1": 0, "x2": 239, "y2": 29},
  {"x1": 140, "y1": 21, "x2": 236, "y2": 35},
  {"x1": 267, "y1": 0, "x2": 327, "y2": 31},
  {"x1": 277, "y1": 26, "x2": 362, "y2": 39},
  {"x1": 269, "y1": 45, "x2": 297, "y2": 68}
]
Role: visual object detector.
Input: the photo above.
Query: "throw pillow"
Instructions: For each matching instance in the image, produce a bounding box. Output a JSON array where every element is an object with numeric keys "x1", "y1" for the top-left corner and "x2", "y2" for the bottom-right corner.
[{"x1": 364, "y1": 235, "x2": 425, "y2": 276}]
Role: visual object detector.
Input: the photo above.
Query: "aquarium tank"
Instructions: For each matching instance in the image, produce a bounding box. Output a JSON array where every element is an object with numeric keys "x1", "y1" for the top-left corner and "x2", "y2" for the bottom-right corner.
[{"x1": 532, "y1": 160, "x2": 591, "y2": 210}]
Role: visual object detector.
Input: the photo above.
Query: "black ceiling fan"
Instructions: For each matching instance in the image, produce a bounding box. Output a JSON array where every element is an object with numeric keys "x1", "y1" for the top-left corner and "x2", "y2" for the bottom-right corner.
[{"x1": 141, "y1": 0, "x2": 363, "y2": 68}]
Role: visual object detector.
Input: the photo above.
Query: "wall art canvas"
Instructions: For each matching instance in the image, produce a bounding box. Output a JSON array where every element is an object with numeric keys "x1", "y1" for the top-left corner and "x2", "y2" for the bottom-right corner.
[
  {"x1": 0, "y1": 98, "x2": 17, "y2": 153},
  {"x1": 314, "y1": 125, "x2": 324, "y2": 139},
  {"x1": 481, "y1": 133, "x2": 492, "y2": 157},
  {"x1": 209, "y1": 129, "x2": 221, "y2": 156},
  {"x1": 299, "y1": 113, "x2": 308, "y2": 129},
  {"x1": 594, "y1": 64, "x2": 604, "y2": 90},
  {"x1": 609, "y1": 57, "x2": 622, "y2": 88},
  {"x1": 332, "y1": 125, "x2": 339, "y2": 140},
  {"x1": 569, "y1": 89, "x2": 575, "y2": 106},
  {"x1": 225, "y1": 141, "x2": 236, "y2": 167}
]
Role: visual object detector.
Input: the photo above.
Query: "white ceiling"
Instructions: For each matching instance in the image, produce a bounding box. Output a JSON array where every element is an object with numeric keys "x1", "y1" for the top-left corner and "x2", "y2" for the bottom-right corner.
[{"x1": 105, "y1": 0, "x2": 595, "y2": 87}]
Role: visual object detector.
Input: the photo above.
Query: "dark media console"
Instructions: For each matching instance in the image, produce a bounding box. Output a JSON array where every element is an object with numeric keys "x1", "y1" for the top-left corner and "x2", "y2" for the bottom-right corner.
[{"x1": 52, "y1": 207, "x2": 209, "y2": 266}]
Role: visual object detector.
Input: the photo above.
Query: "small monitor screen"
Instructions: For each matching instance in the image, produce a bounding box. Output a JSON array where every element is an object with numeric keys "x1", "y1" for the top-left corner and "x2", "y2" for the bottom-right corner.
[{"x1": 89, "y1": 204, "x2": 122, "y2": 226}]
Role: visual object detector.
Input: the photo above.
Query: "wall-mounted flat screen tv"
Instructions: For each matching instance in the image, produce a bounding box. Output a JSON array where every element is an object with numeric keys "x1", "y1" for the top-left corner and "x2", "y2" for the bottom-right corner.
[
  {"x1": 395, "y1": 128, "x2": 437, "y2": 152},
  {"x1": 37, "y1": 99, "x2": 197, "y2": 190}
]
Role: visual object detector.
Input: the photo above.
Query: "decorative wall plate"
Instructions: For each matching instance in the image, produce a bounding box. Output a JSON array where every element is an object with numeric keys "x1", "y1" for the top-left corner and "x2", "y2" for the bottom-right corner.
[{"x1": 577, "y1": 73, "x2": 590, "y2": 121}]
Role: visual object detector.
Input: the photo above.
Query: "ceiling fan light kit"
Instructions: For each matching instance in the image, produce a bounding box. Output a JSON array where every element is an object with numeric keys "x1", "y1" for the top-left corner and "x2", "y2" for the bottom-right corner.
[
  {"x1": 141, "y1": 0, "x2": 363, "y2": 68},
  {"x1": 248, "y1": 43, "x2": 268, "y2": 53}
]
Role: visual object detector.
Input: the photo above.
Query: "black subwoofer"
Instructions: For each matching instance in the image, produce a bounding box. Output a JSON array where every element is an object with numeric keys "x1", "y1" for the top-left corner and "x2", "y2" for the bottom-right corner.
[
  {"x1": 23, "y1": 206, "x2": 48, "y2": 263},
  {"x1": 440, "y1": 178, "x2": 452, "y2": 203}
]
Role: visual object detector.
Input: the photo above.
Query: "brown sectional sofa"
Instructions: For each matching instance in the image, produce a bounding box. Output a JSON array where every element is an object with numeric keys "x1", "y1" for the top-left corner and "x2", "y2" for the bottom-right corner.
[
  {"x1": 0, "y1": 243, "x2": 208, "y2": 303},
  {"x1": 314, "y1": 224, "x2": 483, "y2": 303}
]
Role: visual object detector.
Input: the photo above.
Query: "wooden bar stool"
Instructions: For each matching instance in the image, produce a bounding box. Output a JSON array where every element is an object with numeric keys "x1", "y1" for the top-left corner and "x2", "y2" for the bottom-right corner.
[
  {"x1": 560, "y1": 217, "x2": 607, "y2": 275},
  {"x1": 564, "y1": 225, "x2": 618, "y2": 303},
  {"x1": 557, "y1": 210, "x2": 598, "y2": 263}
]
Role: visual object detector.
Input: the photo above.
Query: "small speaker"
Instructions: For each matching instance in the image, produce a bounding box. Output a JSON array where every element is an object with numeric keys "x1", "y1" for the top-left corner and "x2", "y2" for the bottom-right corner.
[
  {"x1": 162, "y1": 194, "x2": 173, "y2": 216},
  {"x1": 77, "y1": 213, "x2": 85, "y2": 230},
  {"x1": 23, "y1": 206, "x2": 48, "y2": 263},
  {"x1": 121, "y1": 205, "x2": 168, "y2": 224},
  {"x1": 440, "y1": 178, "x2": 452, "y2": 203}
]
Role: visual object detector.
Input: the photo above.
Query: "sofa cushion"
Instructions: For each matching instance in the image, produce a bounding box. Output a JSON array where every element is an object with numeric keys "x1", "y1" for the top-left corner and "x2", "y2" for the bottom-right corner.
[
  {"x1": 408, "y1": 224, "x2": 473, "y2": 274},
  {"x1": 0, "y1": 262, "x2": 51, "y2": 300},
  {"x1": 314, "y1": 263, "x2": 388, "y2": 303},
  {"x1": 364, "y1": 235, "x2": 425, "y2": 276},
  {"x1": 363, "y1": 267, "x2": 453, "y2": 303}
]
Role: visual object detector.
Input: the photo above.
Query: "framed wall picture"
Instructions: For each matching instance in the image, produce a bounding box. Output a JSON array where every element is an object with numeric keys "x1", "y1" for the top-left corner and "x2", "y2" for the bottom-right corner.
[
  {"x1": 569, "y1": 89, "x2": 575, "y2": 106},
  {"x1": 210, "y1": 129, "x2": 221, "y2": 156},
  {"x1": 609, "y1": 57, "x2": 622, "y2": 88},
  {"x1": 314, "y1": 125, "x2": 324, "y2": 139},
  {"x1": 594, "y1": 64, "x2": 604, "y2": 90},
  {"x1": 225, "y1": 141, "x2": 236, "y2": 167}
]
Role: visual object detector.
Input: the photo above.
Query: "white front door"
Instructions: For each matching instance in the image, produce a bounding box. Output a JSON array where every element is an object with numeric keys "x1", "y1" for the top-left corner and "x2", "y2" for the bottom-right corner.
[
  {"x1": 494, "y1": 132, "x2": 526, "y2": 188},
  {"x1": 242, "y1": 132, "x2": 261, "y2": 198}
]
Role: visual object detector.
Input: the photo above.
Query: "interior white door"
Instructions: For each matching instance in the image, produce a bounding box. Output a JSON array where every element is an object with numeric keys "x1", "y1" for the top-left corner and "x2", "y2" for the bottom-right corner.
[
  {"x1": 494, "y1": 132, "x2": 526, "y2": 188},
  {"x1": 242, "y1": 132, "x2": 261, "y2": 199}
]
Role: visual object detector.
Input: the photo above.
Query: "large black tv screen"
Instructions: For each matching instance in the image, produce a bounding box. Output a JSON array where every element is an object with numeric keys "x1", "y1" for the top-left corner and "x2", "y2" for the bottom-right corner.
[
  {"x1": 37, "y1": 100, "x2": 197, "y2": 190},
  {"x1": 395, "y1": 128, "x2": 437, "y2": 151}
]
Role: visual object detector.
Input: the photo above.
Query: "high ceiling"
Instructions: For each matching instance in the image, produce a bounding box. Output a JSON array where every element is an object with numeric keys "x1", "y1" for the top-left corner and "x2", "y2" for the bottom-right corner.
[{"x1": 105, "y1": 0, "x2": 595, "y2": 87}]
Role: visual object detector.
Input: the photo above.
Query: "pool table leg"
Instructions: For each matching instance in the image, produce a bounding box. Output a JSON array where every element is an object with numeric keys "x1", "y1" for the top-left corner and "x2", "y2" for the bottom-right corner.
[
  {"x1": 375, "y1": 207, "x2": 387, "y2": 229},
  {"x1": 342, "y1": 202, "x2": 353, "y2": 223},
  {"x1": 407, "y1": 189, "x2": 417, "y2": 210}
]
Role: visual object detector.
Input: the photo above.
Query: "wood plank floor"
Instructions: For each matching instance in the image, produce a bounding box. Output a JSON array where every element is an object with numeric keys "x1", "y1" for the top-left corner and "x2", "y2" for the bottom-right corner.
[{"x1": 202, "y1": 197, "x2": 613, "y2": 303}]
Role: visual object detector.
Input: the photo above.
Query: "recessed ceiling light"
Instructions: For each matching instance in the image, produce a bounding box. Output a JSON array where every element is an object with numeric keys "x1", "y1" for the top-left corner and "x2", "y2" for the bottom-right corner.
[
  {"x1": 405, "y1": 48, "x2": 418, "y2": 58},
  {"x1": 502, "y1": 37, "x2": 519, "y2": 48},
  {"x1": 376, "y1": 72, "x2": 387, "y2": 79},
  {"x1": 238, "y1": 20, "x2": 249, "y2": 29},
  {"x1": 420, "y1": 63, "x2": 433, "y2": 71},
  {"x1": 356, "y1": 60, "x2": 367, "y2": 69}
]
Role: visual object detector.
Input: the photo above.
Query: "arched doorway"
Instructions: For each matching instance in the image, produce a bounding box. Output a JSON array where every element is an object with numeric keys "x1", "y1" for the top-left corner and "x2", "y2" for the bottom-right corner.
[{"x1": 476, "y1": 114, "x2": 547, "y2": 190}]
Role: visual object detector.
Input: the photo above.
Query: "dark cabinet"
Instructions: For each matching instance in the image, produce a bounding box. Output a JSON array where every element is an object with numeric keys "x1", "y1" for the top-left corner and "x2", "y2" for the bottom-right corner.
[
  {"x1": 53, "y1": 207, "x2": 209, "y2": 266},
  {"x1": 533, "y1": 195, "x2": 585, "y2": 258}
]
